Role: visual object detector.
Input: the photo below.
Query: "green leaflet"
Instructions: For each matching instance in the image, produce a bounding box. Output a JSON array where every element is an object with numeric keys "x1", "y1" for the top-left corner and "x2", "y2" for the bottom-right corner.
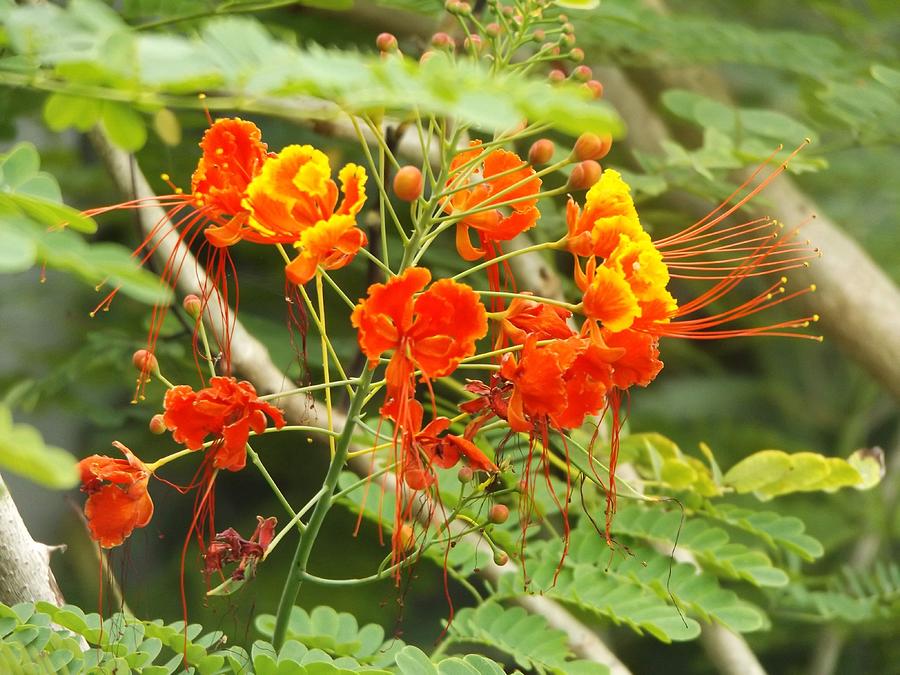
[
  {"x1": 611, "y1": 505, "x2": 789, "y2": 588},
  {"x1": 446, "y1": 603, "x2": 608, "y2": 674},
  {"x1": 723, "y1": 449, "x2": 882, "y2": 499},
  {"x1": 2, "y1": 4, "x2": 622, "y2": 138},
  {"x1": 255, "y1": 606, "x2": 404, "y2": 668}
]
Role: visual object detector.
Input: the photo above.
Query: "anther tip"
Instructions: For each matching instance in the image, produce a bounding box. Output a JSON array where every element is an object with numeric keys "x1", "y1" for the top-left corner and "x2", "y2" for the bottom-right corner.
[
  {"x1": 198, "y1": 93, "x2": 207, "y2": 100},
  {"x1": 160, "y1": 173, "x2": 170, "y2": 181},
  {"x1": 812, "y1": 314, "x2": 820, "y2": 321},
  {"x1": 816, "y1": 336, "x2": 824, "y2": 343},
  {"x1": 780, "y1": 276, "x2": 788, "y2": 284},
  {"x1": 810, "y1": 284, "x2": 817, "y2": 291}
]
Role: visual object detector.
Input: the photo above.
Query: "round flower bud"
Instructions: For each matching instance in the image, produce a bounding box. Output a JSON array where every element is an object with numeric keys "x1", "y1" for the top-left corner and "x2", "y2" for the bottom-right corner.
[
  {"x1": 558, "y1": 13, "x2": 569, "y2": 23},
  {"x1": 486, "y1": 22, "x2": 501, "y2": 38},
  {"x1": 431, "y1": 32, "x2": 456, "y2": 50},
  {"x1": 561, "y1": 21, "x2": 575, "y2": 34},
  {"x1": 132, "y1": 349, "x2": 158, "y2": 374},
  {"x1": 458, "y1": 466, "x2": 474, "y2": 483},
  {"x1": 420, "y1": 50, "x2": 437, "y2": 65},
  {"x1": 584, "y1": 79, "x2": 604, "y2": 99},
  {"x1": 489, "y1": 504, "x2": 510, "y2": 524},
  {"x1": 393, "y1": 166, "x2": 424, "y2": 202},
  {"x1": 532, "y1": 29, "x2": 545, "y2": 42},
  {"x1": 494, "y1": 551, "x2": 509, "y2": 566},
  {"x1": 569, "y1": 48, "x2": 585, "y2": 62},
  {"x1": 149, "y1": 414, "x2": 167, "y2": 435},
  {"x1": 560, "y1": 33, "x2": 576, "y2": 48},
  {"x1": 502, "y1": 6, "x2": 514, "y2": 17},
  {"x1": 572, "y1": 65, "x2": 592, "y2": 82},
  {"x1": 182, "y1": 294, "x2": 202, "y2": 318},
  {"x1": 567, "y1": 160, "x2": 602, "y2": 190},
  {"x1": 457, "y1": 1, "x2": 472, "y2": 16},
  {"x1": 528, "y1": 139, "x2": 555, "y2": 165},
  {"x1": 376, "y1": 32, "x2": 398, "y2": 53},
  {"x1": 572, "y1": 132, "x2": 612, "y2": 161},
  {"x1": 464, "y1": 34, "x2": 484, "y2": 53},
  {"x1": 549, "y1": 69, "x2": 566, "y2": 83}
]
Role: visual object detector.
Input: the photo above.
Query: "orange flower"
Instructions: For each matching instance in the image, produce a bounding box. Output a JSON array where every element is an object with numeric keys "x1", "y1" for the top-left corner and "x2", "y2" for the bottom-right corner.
[
  {"x1": 446, "y1": 141, "x2": 541, "y2": 262},
  {"x1": 351, "y1": 267, "x2": 488, "y2": 410},
  {"x1": 401, "y1": 399, "x2": 498, "y2": 490},
  {"x1": 163, "y1": 377, "x2": 286, "y2": 472},
  {"x1": 565, "y1": 169, "x2": 646, "y2": 259},
  {"x1": 497, "y1": 295, "x2": 575, "y2": 346},
  {"x1": 499, "y1": 335, "x2": 621, "y2": 433},
  {"x1": 193, "y1": 118, "x2": 272, "y2": 234},
  {"x1": 86, "y1": 117, "x2": 272, "y2": 394},
  {"x1": 79, "y1": 442, "x2": 153, "y2": 548},
  {"x1": 599, "y1": 328, "x2": 664, "y2": 389},
  {"x1": 238, "y1": 146, "x2": 368, "y2": 284}
]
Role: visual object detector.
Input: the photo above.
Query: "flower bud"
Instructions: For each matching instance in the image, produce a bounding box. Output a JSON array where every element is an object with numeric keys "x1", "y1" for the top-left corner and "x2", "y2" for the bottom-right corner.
[
  {"x1": 420, "y1": 50, "x2": 437, "y2": 65},
  {"x1": 502, "y1": 6, "x2": 514, "y2": 17},
  {"x1": 561, "y1": 21, "x2": 575, "y2": 34},
  {"x1": 558, "y1": 13, "x2": 569, "y2": 23},
  {"x1": 431, "y1": 32, "x2": 456, "y2": 51},
  {"x1": 494, "y1": 551, "x2": 509, "y2": 566},
  {"x1": 569, "y1": 48, "x2": 585, "y2": 62},
  {"x1": 584, "y1": 79, "x2": 604, "y2": 99},
  {"x1": 182, "y1": 294, "x2": 202, "y2": 318},
  {"x1": 149, "y1": 414, "x2": 167, "y2": 435},
  {"x1": 572, "y1": 65, "x2": 592, "y2": 82},
  {"x1": 560, "y1": 33, "x2": 576, "y2": 48},
  {"x1": 393, "y1": 166, "x2": 424, "y2": 202},
  {"x1": 549, "y1": 69, "x2": 566, "y2": 83},
  {"x1": 464, "y1": 34, "x2": 484, "y2": 53},
  {"x1": 489, "y1": 504, "x2": 510, "y2": 524},
  {"x1": 458, "y1": 466, "x2": 474, "y2": 483},
  {"x1": 572, "y1": 132, "x2": 612, "y2": 161},
  {"x1": 486, "y1": 22, "x2": 501, "y2": 38},
  {"x1": 132, "y1": 349, "x2": 158, "y2": 374},
  {"x1": 532, "y1": 29, "x2": 545, "y2": 42},
  {"x1": 542, "y1": 43, "x2": 561, "y2": 56},
  {"x1": 528, "y1": 139, "x2": 555, "y2": 165},
  {"x1": 567, "y1": 160, "x2": 602, "y2": 190},
  {"x1": 375, "y1": 32, "x2": 398, "y2": 53}
]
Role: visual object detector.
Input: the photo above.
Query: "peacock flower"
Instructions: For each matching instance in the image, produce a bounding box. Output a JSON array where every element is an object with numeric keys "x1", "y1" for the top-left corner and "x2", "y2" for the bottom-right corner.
[
  {"x1": 85, "y1": 117, "x2": 273, "y2": 394},
  {"x1": 400, "y1": 399, "x2": 498, "y2": 491},
  {"x1": 79, "y1": 442, "x2": 153, "y2": 548},
  {"x1": 240, "y1": 146, "x2": 368, "y2": 284},
  {"x1": 566, "y1": 169, "x2": 647, "y2": 259},
  {"x1": 496, "y1": 295, "x2": 575, "y2": 346},
  {"x1": 163, "y1": 376, "x2": 286, "y2": 472},
  {"x1": 445, "y1": 141, "x2": 541, "y2": 262},
  {"x1": 498, "y1": 335, "x2": 620, "y2": 433},
  {"x1": 351, "y1": 267, "x2": 488, "y2": 413}
]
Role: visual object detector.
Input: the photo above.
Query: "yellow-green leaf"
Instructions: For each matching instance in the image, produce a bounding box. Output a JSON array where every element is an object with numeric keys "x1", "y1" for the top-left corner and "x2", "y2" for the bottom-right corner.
[{"x1": 101, "y1": 102, "x2": 147, "y2": 152}]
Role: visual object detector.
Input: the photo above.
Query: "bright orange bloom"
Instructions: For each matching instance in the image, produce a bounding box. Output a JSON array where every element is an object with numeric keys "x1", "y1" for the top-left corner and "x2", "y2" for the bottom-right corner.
[
  {"x1": 226, "y1": 146, "x2": 369, "y2": 284},
  {"x1": 163, "y1": 376, "x2": 286, "y2": 472},
  {"x1": 445, "y1": 141, "x2": 541, "y2": 262},
  {"x1": 86, "y1": 118, "x2": 272, "y2": 392},
  {"x1": 497, "y1": 295, "x2": 575, "y2": 346},
  {"x1": 401, "y1": 399, "x2": 498, "y2": 490},
  {"x1": 351, "y1": 267, "x2": 488, "y2": 411},
  {"x1": 566, "y1": 169, "x2": 647, "y2": 259},
  {"x1": 597, "y1": 327, "x2": 663, "y2": 389},
  {"x1": 499, "y1": 335, "x2": 620, "y2": 433},
  {"x1": 193, "y1": 118, "x2": 272, "y2": 235},
  {"x1": 79, "y1": 442, "x2": 153, "y2": 548}
]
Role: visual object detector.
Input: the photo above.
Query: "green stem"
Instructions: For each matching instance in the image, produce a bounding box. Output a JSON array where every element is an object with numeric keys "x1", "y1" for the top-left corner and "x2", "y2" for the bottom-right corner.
[{"x1": 271, "y1": 364, "x2": 375, "y2": 649}]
